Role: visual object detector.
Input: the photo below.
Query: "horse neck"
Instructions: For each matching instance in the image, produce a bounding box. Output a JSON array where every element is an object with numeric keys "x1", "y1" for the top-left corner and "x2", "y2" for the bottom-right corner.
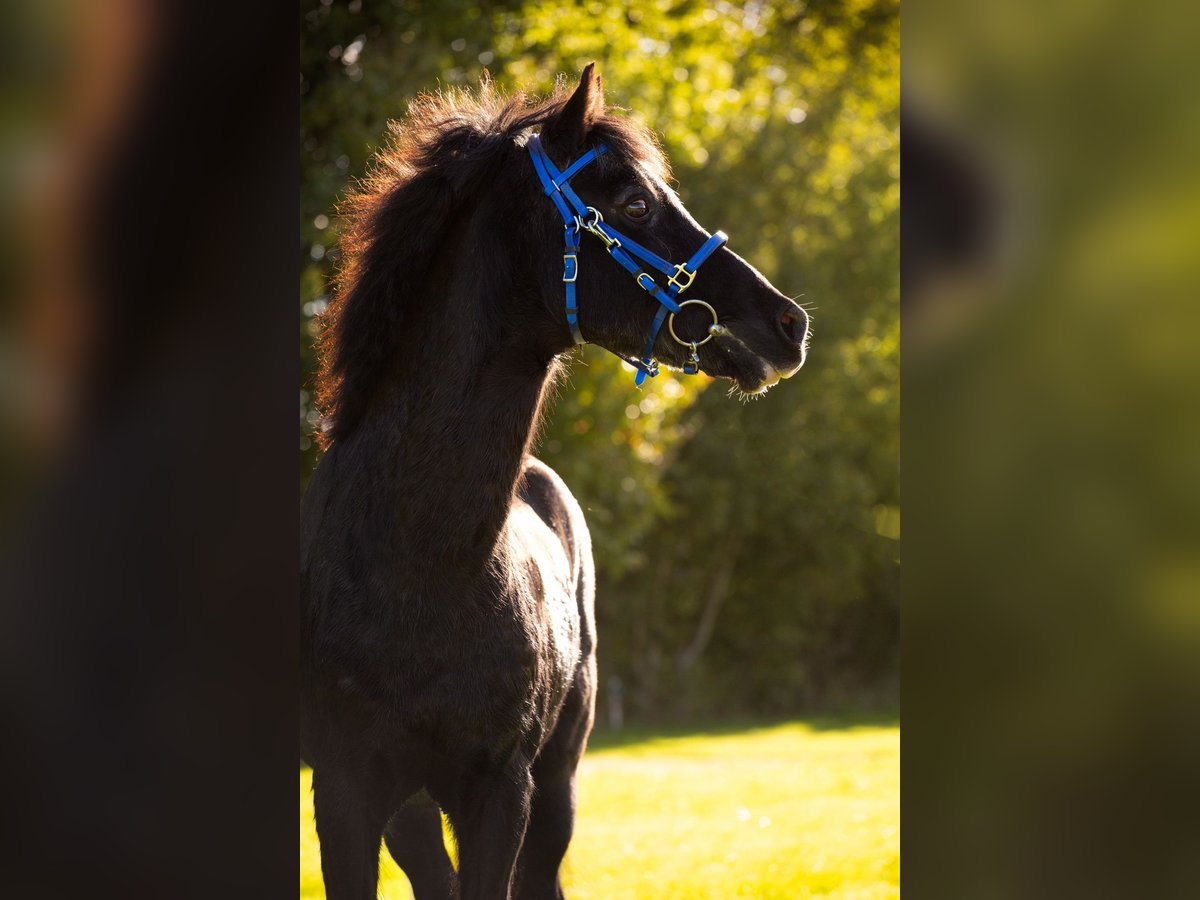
[{"x1": 354, "y1": 252, "x2": 559, "y2": 582}]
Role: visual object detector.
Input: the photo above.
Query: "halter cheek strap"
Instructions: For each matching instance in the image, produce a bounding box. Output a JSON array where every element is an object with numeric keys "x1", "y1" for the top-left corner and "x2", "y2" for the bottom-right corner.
[
  {"x1": 528, "y1": 134, "x2": 728, "y2": 386},
  {"x1": 634, "y1": 231, "x2": 727, "y2": 384}
]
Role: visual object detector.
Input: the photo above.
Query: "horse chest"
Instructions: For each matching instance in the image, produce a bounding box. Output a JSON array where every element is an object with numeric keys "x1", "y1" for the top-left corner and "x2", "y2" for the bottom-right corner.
[
  {"x1": 384, "y1": 520, "x2": 576, "y2": 753},
  {"x1": 466, "y1": 566, "x2": 578, "y2": 709},
  {"x1": 420, "y1": 518, "x2": 580, "y2": 741}
]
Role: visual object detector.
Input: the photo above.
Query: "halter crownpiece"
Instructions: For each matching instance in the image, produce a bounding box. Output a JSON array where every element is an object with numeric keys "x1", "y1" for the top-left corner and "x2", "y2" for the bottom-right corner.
[{"x1": 527, "y1": 134, "x2": 728, "y2": 386}]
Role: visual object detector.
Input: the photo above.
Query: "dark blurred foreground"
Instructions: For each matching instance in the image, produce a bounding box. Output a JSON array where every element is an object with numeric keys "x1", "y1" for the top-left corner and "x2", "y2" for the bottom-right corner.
[
  {"x1": 904, "y1": 0, "x2": 1200, "y2": 896},
  {"x1": 0, "y1": 1, "x2": 298, "y2": 896}
]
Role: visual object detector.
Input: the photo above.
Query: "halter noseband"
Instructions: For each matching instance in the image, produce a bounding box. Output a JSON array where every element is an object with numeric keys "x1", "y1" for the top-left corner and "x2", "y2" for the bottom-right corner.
[{"x1": 527, "y1": 134, "x2": 728, "y2": 386}]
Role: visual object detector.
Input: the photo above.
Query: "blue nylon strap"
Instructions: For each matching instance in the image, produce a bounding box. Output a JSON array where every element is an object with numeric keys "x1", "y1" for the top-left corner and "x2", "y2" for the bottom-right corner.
[
  {"x1": 604, "y1": 246, "x2": 681, "y2": 312},
  {"x1": 563, "y1": 226, "x2": 583, "y2": 344},
  {"x1": 590, "y1": 222, "x2": 676, "y2": 277},
  {"x1": 530, "y1": 137, "x2": 602, "y2": 223},
  {"x1": 622, "y1": 354, "x2": 658, "y2": 378},
  {"x1": 529, "y1": 139, "x2": 578, "y2": 222},
  {"x1": 684, "y1": 230, "x2": 728, "y2": 273},
  {"x1": 634, "y1": 303, "x2": 673, "y2": 386},
  {"x1": 555, "y1": 145, "x2": 608, "y2": 186},
  {"x1": 530, "y1": 136, "x2": 590, "y2": 345}
]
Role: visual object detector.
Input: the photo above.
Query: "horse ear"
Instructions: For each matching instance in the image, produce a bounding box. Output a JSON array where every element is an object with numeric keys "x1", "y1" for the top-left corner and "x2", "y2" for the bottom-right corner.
[{"x1": 546, "y1": 62, "x2": 605, "y2": 148}]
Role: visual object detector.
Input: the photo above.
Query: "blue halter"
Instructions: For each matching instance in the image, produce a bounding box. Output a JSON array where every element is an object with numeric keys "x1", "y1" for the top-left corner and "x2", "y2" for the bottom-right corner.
[{"x1": 527, "y1": 134, "x2": 728, "y2": 386}]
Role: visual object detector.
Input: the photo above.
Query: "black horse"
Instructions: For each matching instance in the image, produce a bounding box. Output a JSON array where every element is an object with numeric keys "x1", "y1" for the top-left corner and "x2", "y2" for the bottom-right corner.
[{"x1": 300, "y1": 64, "x2": 809, "y2": 900}]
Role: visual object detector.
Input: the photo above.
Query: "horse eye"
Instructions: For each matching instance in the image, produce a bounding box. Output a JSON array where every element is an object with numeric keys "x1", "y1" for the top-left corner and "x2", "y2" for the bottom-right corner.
[{"x1": 623, "y1": 197, "x2": 649, "y2": 219}]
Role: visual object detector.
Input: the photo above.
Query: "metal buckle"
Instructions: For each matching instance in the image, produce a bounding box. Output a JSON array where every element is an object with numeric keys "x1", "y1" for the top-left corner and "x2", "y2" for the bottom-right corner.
[
  {"x1": 667, "y1": 263, "x2": 696, "y2": 294},
  {"x1": 563, "y1": 253, "x2": 578, "y2": 283},
  {"x1": 636, "y1": 272, "x2": 656, "y2": 293}
]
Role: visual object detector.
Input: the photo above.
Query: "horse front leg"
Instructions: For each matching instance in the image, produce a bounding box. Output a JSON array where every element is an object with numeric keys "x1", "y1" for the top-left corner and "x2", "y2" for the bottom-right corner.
[
  {"x1": 513, "y1": 765, "x2": 577, "y2": 900},
  {"x1": 384, "y1": 791, "x2": 458, "y2": 900},
  {"x1": 450, "y1": 762, "x2": 535, "y2": 900},
  {"x1": 312, "y1": 762, "x2": 392, "y2": 900}
]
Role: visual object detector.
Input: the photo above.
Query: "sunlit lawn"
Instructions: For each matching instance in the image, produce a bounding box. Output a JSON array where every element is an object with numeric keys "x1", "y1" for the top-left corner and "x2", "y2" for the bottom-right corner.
[{"x1": 300, "y1": 718, "x2": 899, "y2": 899}]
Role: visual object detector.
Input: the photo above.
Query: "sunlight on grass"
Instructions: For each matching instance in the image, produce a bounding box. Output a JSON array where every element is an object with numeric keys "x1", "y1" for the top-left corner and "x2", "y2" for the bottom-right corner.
[{"x1": 299, "y1": 720, "x2": 899, "y2": 899}]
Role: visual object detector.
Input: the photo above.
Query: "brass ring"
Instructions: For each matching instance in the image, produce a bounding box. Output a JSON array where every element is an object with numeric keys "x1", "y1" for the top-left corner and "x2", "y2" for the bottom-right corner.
[{"x1": 667, "y1": 299, "x2": 719, "y2": 347}]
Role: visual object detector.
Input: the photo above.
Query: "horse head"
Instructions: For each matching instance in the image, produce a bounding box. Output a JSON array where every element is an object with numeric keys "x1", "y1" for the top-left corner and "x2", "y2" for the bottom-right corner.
[{"x1": 526, "y1": 63, "x2": 809, "y2": 395}]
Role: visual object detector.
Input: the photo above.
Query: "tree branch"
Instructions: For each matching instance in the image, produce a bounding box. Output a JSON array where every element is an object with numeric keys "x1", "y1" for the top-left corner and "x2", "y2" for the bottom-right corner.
[{"x1": 676, "y1": 543, "x2": 740, "y2": 674}]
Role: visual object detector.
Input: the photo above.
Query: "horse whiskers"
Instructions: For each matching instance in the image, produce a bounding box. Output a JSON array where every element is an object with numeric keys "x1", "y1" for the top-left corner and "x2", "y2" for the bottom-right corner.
[{"x1": 726, "y1": 381, "x2": 769, "y2": 403}]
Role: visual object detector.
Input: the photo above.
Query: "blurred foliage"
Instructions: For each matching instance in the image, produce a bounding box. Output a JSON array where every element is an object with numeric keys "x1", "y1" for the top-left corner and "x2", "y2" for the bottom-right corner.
[
  {"x1": 903, "y1": 1, "x2": 1200, "y2": 896},
  {"x1": 300, "y1": 0, "x2": 898, "y2": 718}
]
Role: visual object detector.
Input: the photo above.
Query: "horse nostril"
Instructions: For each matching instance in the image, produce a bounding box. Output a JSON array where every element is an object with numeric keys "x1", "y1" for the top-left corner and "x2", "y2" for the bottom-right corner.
[{"x1": 778, "y1": 308, "x2": 808, "y2": 347}]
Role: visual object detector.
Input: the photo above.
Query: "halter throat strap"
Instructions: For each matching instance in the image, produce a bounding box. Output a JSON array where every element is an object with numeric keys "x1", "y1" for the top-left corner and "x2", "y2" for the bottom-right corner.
[{"x1": 528, "y1": 134, "x2": 728, "y2": 385}]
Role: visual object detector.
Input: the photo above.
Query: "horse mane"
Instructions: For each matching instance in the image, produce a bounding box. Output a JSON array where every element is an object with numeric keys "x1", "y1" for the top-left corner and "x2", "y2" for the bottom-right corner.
[{"x1": 314, "y1": 79, "x2": 670, "y2": 447}]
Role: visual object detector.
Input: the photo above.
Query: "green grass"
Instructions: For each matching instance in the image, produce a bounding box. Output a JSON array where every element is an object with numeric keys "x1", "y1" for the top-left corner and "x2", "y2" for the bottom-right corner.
[{"x1": 300, "y1": 718, "x2": 899, "y2": 899}]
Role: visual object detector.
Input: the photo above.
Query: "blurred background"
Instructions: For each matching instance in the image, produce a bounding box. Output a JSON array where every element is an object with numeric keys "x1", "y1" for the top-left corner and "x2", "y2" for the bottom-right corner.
[
  {"x1": 904, "y1": 0, "x2": 1200, "y2": 896},
  {"x1": 300, "y1": 0, "x2": 901, "y2": 726}
]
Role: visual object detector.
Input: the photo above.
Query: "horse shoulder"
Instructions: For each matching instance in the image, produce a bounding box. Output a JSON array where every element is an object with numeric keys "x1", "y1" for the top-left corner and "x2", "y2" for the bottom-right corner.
[
  {"x1": 516, "y1": 456, "x2": 589, "y2": 567},
  {"x1": 515, "y1": 456, "x2": 596, "y2": 646}
]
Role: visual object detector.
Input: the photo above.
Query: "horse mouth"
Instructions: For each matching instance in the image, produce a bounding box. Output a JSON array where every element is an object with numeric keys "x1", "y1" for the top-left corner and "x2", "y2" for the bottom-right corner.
[
  {"x1": 733, "y1": 361, "x2": 792, "y2": 395},
  {"x1": 742, "y1": 365, "x2": 783, "y2": 394},
  {"x1": 703, "y1": 329, "x2": 805, "y2": 395}
]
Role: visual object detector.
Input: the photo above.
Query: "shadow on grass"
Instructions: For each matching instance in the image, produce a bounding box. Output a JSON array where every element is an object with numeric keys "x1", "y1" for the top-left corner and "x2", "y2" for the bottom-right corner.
[{"x1": 584, "y1": 708, "x2": 900, "y2": 753}]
